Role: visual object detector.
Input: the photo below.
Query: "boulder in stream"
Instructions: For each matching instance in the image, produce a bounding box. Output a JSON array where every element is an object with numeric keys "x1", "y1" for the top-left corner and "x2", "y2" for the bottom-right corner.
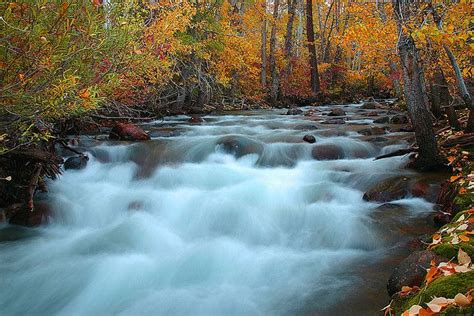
[
  {"x1": 357, "y1": 126, "x2": 386, "y2": 136},
  {"x1": 312, "y1": 144, "x2": 345, "y2": 160},
  {"x1": 286, "y1": 107, "x2": 303, "y2": 115},
  {"x1": 188, "y1": 115, "x2": 205, "y2": 123},
  {"x1": 321, "y1": 119, "x2": 346, "y2": 125},
  {"x1": 363, "y1": 176, "x2": 410, "y2": 202},
  {"x1": 109, "y1": 122, "x2": 150, "y2": 141},
  {"x1": 64, "y1": 155, "x2": 89, "y2": 170},
  {"x1": 373, "y1": 116, "x2": 390, "y2": 124},
  {"x1": 327, "y1": 108, "x2": 346, "y2": 116},
  {"x1": 8, "y1": 201, "x2": 52, "y2": 227},
  {"x1": 387, "y1": 250, "x2": 446, "y2": 296},
  {"x1": 390, "y1": 115, "x2": 409, "y2": 125},
  {"x1": 216, "y1": 135, "x2": 264, "y2": 158},
  {"x1": 303, "y1": 135, "x2": 316, "y2": 143}
]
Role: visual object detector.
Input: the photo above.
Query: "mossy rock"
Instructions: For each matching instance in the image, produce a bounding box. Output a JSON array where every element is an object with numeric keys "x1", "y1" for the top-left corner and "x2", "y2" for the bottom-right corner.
[
  {"x1": 432, "y1": 243, "x2": 474, "y2": 260},
  {"x1": 453, "y1": 193, "x2": 474, "y2": 211},
  {"x1": 395, "y1": 271, "x2": 474, "y2": 314}
]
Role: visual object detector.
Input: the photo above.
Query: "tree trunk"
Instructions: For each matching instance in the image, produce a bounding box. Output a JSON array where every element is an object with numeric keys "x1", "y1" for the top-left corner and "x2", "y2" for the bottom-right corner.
[
  {"x1": 282, "y1": 0, "x2": 297, "y2": 88},
  {"x1": 261, "y1": 0, "x2": 267, "y2": 89},
  {"x1": 306, "y1": 0, "x2": 320, "y2": 94},
  {"x1": 269, "y1": 0, "x2": 281, "y2": 104},
  {"x1": 430, "y1": 5, "x2": 473, "y2": 132},
  {"x1": 392, "y1": 0, "x2": 443, "y2": 170}
]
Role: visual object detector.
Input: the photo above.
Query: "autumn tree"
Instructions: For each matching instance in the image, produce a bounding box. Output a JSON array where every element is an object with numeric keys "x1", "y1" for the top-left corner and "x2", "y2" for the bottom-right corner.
[
  {"x1": 306, "y1": 0, "x2": 320, "y2": 94},
  {"x1": 392, "y1": 0, "x2": 444, "y2": 170}
]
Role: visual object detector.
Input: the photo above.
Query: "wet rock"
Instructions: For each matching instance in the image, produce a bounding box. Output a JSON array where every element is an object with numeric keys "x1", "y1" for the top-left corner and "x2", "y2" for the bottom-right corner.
[
  {"x1": 360, "y1": 101, "x2": 381, "y2": 109},
  {"x1": 294, "y1": 124, "x2": 318, "y2": 130},
  {"x1": 321, "y1": 119, "x2": 345, "y2": 125},
  {"x1": 374, "y1": 116, "x2": 390, "y2": 124},
  {"x1": 390, "y1": 115, "x2": 409, "y2": 124},
  {"x1": 366, "y1": 111, "x2": 379, "y2": 117},
  {"x1": 312, "y1": 144, "x2": 345, "y2": 160},
  {"x1": 109, "y1": 122, "x2": 150, "y2": 141},
  {"x1": 286, "y1": 107, "x2": 303, "y2": 115},
  {"x1": 327, "y1": 108, "x2": 346, "y2": 116},
  {"x1": 304, "y1": 109, "x2": 320, "y2": 116},
  {"x1": 128, "y1": 201, "x2": 143, "y2": 211},
  {"x1": 367, "y1": 136, "x2": 389, "y2": 143},
  {"x1": 188, "y1": 115, "x2": 204, "y2": 123},
  {"x1": 407, "y1": 234, "x2": 433, "y2": 251},
  {"x1": 216, "y1": 135, "x2": 264, "y2": 158},
  {"x1": 9, "y1": 201, "x2": 52, "y2": 227},
  {"x1": 358, "y1": 126, "x2": 386, "y2": 136},
  {"x1": 64, "y1": 155, "x2": 89, "y2": 170},
  {"x1": 303, "y1": 135, "x2": 316, "y2": 143},
  {"x1": 363, "y1": 176, "x2": 411, "y2": 202},
  {"x1": 433, "y1": 212, "x2": 451, "y2": 227},
  {"x1": 387, "y1": 250, "x2": 446, "y2": 296},
  {"x1": 411, "y1": 181, "x2": 430, "y2": 198}
]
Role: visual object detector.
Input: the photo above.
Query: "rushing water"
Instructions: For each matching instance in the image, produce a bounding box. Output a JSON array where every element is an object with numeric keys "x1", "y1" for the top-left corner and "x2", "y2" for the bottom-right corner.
[{"x1": 0, "y1": 105, "x2": 438, "y2": 315}]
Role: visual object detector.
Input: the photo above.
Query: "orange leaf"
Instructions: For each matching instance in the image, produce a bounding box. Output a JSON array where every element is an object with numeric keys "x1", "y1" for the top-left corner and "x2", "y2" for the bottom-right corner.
[
  {"x1": 419, "y1": 308, "x2": 435, "y2": 316},
  {"x1": 459, "y1": 187, "x2": 467, "y2": 194},
  {"x1": 459, "y1": 235, "x2": 470, "y2": 242},
  {"x1": 450, "y1": 175, "x2": 461, "y2": 182},
  {"x1": 425, "y1": 266, "x2": 438, "y2": 284},
  {"x1": 79, "y1": 89, "x2": 90, "y2": 99}
]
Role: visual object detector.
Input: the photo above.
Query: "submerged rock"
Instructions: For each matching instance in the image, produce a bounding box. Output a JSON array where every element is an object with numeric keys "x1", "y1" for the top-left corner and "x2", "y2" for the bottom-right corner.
[
  {"x1": 357, "y1": 126, "x2": 386, "y2": 136},
  {"x1": 321, "y1": 119, "x2": 346, "y2": 125},
  {"x1": 188, "y1": 115, "x2": 204, "y2": 123},
  {"x1": 363, "y1": 176, "x2": 410, "y2": 202},
  {"x1": 327, "y1": 108, "x2": 346, "y2": 116},
  {"x1": 303, "y1": 135, "x2": 316, "y2": 143},
  {"x1": 312, "y1": 144, "x2": 345, "y2": 160},
  {"x1": 64, "y1": 155, "x2": 89, "y2": 170},
  {"x1": 387, "y1": 250, "x2": 446, "y2": 296},
  {"x1": 390, "y1": 115, "x2": 409, "y2": 124},
  {"x1": 373, "y1": 116, "x2": 390, "y2": 124},
  {"x1": 8, "y1": 201, "x2": 52, "y2": 227},
  {"x1": 109, "y1": 122, "x2": 150, "y2": 141},
  {"x1": 216, "y1": 135, "x2": 264, "y2": 158},
  {"x1": 286, "y1": 107, "x2": 303, "y2": 115}
]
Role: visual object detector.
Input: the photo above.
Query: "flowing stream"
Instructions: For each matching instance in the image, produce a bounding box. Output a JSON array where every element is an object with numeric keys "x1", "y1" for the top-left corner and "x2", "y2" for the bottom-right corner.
[{"x1": 0, "y1": 104, "x2": 439, "y2": 315}]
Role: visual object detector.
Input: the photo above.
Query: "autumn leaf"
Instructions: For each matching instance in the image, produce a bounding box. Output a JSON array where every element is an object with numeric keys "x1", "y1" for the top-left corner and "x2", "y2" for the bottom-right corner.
[
  {"x1": 450, "y1": 175, "x2": 462, "y2": 182},
  {"x1": 458, "y1": 248, "x2": 471, "y2": 266},
  {"x1": 459, "y1": 235, "x2": 470, "y2": 242},
  {"x1": 425, "y1": 265, "x2": 438, "y2": 285},
  {"x1": 79, "y1": 89, "x2": 90, "y2": 99}
]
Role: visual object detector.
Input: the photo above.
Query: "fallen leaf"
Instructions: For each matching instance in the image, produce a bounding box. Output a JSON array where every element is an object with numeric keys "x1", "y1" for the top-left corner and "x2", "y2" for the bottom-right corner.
[
  {"x1": 454, "y1": 265, "x2": 471, "y2": 273},
  {"x1": 458, "y1": 248, "x2": 471, "y2": 266},
  {"x1": 425, "y1": 266, "x2": 438, "y2": 284},
  {"x1": 408, "y1": 304, "x2": 423, "y2": 315},
  {"x1": 459, "y1": 235, "x2": 470, "y2": 242},
  {"x1": 457, "y1": 214, "x2": 465, "y2": 222},
  {"x1": 450, "y1": 175, "x2": 462, "y2": 182},
  {"x1": 426, "y1": 303, "x2": 442, "y2": 313},
  {"x1": 457, "y1": 224, "x2": 468, "y2": 231},
  {"x1": 454, "y1": 293, "x2": 471, "y2": 306}
]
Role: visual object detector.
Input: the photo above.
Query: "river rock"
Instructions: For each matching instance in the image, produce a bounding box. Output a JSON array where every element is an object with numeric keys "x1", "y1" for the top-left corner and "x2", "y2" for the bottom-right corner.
[
  {"x1": 360, "y1": 101, "x2": 381, "y2": 109},
  {"x1": 303, "y1": 135, "x2": 316, "y2": 143},
  {"x1": 357, "y1": 126, "x2": 386, "y2": 136},
  {"x1": 327, "y1": 108, "x2": 346, "y2": 116},
  {"x1": 374, "y1": 116, "x2": 390, "y2": 124},
  {"x1": 286, "y1": 107, "x2": 303, "y2": 115},
  {"x1": 366, "y1": 111, "x2": 379, "y2": 117},
  {"x1": 188, "y1": 115, "x2": 204, "y2": 123},
  {"x1": 363, "y1": 176, "x2": 411, "y2": 202},
  {"x1": 64, "y1": 155, "x2": 89, "y2": 170},
  {"x1": 387, "y1": 250, "x2": 446, "y2": 296},
  {"x1": 216, "y1": 135, "x2": 264, "y2": 158},
  {"x1": 109, "y1": 122, "x2": 150, "y2": 141},
  {"x1": 8, "y1": 201, "x2": 52, "y2": 227},
  {"x1": 321, "y1": 119, "x2": 345, "y2": 125},
  {"x1": 390, "y1": 115, "x2": 409, "y2": 124},
  {"x1": 312, "y1": 144, "x2": 345, "y2": 160}
]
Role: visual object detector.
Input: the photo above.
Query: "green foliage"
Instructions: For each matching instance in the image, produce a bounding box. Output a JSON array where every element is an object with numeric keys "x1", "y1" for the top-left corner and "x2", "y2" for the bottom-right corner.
[{"x1": 0, "y1": 0, "x2": 150, "y2": 146}]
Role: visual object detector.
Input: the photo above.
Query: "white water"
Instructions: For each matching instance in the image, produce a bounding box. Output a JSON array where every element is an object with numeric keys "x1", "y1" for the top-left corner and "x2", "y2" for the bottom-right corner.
[{"x1": 0, "y1": 108, "x2": 435, "y2": 315}]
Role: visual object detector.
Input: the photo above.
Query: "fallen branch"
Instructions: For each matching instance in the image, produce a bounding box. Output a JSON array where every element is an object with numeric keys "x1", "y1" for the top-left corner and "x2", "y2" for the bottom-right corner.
[
  {"x1": 441, "y1": 133, "x2": 474, "y2": 148},
  {"x1": 374, "y1": 148, "x2": 418, "y2": 160}
]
